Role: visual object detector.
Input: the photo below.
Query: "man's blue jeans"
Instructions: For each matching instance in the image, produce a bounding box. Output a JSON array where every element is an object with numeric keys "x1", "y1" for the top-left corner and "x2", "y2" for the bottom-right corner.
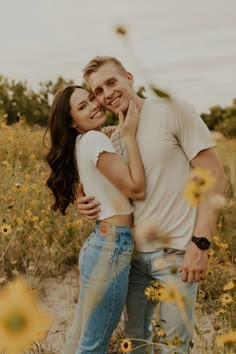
[
  {"x1": 124, "y1": 249, "x2": 198, "y2": 354},
  {"x1": 62, "y1": 221, "x2": 134, "y2": 354}
]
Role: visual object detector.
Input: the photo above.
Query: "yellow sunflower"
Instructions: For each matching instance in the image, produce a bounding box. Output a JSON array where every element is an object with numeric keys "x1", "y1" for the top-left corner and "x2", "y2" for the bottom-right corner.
[
  {"x1": 120, "y1": 339, "x2": 132, "y2": 353},
  {"x1": 215, "y1": 308, "x2": 226, "y2": 316},
  {"x1": 0, "y1": 277, "x2": 51, "y2": 354},
  {"x1": 167, "y1": 334, "x2": 184, "y2": 347},
  {"x1": 223, "y1": 281, "x2": 235, "y2": 291},
  {"x1": 0, "y1": 223, "x2": 12, "y2": 236},
  {"x1": 157, "y1": 329, "x2": 166, "y2": 338},
  {"x1": 16, "y1": 218, "x2": 24, "y2": 226},
  {"x1": 144, "y1": 286, "x2": 161, "y2": 302},
  {"x1": 150, "y1": 279, "x2": 162, "y2": 289},
  {"x1": 216, "y1": 330, "x2": 236, "y2": 347},
  {"x1": 220, "y1": 293, "x2": 233, "y2": 306}
]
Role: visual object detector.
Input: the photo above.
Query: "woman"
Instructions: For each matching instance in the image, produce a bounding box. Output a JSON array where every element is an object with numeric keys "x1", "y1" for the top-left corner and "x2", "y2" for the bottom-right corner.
[{"x1": 46, "y1": 85, "x2": 145, "y2": 354}]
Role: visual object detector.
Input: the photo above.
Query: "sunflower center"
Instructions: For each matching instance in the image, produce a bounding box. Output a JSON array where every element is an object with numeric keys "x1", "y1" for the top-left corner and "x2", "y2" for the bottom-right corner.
[{"x1": 5, "y1": 312, "x2": 27, "y2": 333}]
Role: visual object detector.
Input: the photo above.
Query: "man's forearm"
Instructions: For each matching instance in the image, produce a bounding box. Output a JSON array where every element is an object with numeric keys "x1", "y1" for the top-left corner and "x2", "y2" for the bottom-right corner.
[{"x1": 193, "y1": 175, "x2": 226, "y2": 239}]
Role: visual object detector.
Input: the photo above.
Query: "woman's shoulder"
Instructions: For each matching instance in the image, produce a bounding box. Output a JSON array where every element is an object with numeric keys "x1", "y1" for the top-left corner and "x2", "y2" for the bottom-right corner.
[
  {"x1": 81, "y1": 130, "x2": 110, "y2": 143},
  {"x1": 76, "y1": 130, "x2": 111, "y2": 148}
]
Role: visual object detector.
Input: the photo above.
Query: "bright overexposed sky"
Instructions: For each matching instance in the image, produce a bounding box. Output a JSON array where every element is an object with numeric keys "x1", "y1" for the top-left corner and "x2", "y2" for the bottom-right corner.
[{"x1": 0, "y1": 0, "x2": 235, "y2": 112}]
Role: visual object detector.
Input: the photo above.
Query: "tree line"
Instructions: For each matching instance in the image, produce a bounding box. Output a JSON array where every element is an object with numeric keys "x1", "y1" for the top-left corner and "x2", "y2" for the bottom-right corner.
[{"x1": 0, "y1": 74, "x2": 235, "y2": 136}]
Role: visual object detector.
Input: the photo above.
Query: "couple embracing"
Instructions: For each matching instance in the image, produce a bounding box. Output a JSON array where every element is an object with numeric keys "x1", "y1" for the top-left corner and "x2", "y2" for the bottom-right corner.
[{"x1": 46, "y1": 56, "x2": 225, "y2": 353}]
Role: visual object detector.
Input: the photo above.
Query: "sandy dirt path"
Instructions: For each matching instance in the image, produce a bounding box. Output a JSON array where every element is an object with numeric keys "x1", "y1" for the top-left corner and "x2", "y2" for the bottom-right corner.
[{"x1": 40, "y1": 269, "x2": 215, "y2": 354}]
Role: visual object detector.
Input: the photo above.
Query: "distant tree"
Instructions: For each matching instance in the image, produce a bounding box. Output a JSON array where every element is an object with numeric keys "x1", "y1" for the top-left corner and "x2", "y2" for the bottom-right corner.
[
  {"x1": 201, "y1": 99, "x2": 236, "y2": 137},
  {"x1": 0, "y1": 75, "x2": 74, "y2": 126}
]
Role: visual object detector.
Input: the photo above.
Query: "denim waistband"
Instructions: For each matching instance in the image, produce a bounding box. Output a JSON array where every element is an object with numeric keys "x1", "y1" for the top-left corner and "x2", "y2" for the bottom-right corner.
[{"x1": 95, "y1": 220, "x2": 133, "y2": 240}]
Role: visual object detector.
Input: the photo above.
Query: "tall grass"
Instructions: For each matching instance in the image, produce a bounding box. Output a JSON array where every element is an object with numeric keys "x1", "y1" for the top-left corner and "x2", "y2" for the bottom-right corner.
[
  {"x1": 0, "y1": 123, "x2": 93, "y2": 279},
  {"x1": 0, "y1": 123, "x2": 235, "y2": 353}
]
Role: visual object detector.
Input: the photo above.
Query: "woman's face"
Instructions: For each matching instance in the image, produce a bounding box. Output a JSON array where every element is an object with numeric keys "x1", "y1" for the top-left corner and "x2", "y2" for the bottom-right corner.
[{"x1": 70, "y1": 88, "x2": 106, "y2": 133}]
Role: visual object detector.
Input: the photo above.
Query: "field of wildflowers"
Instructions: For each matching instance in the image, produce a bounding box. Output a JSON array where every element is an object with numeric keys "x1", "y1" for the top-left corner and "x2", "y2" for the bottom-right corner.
[{"x1": 0, "y1": 121, "x2": 235, "y2": 353}]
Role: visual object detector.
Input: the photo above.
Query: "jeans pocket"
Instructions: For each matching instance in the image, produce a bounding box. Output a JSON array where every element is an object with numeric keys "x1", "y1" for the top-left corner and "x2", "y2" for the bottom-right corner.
[
  {"x1": 89, "y1": 234, "x2": 116, "y2": 251},
  {"x1": 81, "y1": 240, "x2": 118, "y2": 281},
  {"x1": 119, "y1": 239, "x2": 134, "y2": 255}
]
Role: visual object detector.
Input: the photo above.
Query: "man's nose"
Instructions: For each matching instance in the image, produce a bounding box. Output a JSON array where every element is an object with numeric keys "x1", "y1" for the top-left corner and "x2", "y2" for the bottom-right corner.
[{"x1": 103, "y1": 86, "x2": 113, "y2": 99}]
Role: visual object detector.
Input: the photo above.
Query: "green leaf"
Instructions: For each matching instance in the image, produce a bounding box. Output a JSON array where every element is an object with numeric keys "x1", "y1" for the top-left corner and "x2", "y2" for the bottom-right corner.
[{"x1": 150, "y1": 84, "x2": 171, "y2": 99}]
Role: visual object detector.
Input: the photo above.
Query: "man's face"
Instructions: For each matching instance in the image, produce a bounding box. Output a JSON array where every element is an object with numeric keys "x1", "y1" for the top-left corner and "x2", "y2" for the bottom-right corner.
[{"x1": 87, "y1": 62, "x2": 134, "y2": 115}]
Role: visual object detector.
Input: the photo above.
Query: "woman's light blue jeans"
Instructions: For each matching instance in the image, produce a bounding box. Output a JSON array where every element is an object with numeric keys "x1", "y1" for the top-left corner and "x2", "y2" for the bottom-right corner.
[
  {"x1": 62, "y1": 221, "x2": 134, "y2": 354},
  {"x1": 124, "y1": 249, "x2": 198, "y2": 354}
]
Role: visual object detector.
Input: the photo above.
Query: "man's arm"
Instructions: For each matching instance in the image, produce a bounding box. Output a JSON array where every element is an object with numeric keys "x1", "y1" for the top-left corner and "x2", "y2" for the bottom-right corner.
[{"x1": 179, "y1": 147, "x2": 226, "y2": 283}]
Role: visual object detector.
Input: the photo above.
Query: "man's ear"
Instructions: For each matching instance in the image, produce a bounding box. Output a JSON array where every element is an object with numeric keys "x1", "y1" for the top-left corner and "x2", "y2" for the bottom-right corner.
[{"x1": 127, "y1": 72, "x2": 134, "y2": 86}]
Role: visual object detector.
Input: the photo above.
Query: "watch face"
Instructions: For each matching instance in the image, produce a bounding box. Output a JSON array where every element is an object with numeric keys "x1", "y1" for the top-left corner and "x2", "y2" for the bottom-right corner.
[
  {"x1": 199, "y1": 238, "x2": 210, "y2": 250},
  {"x1": 192, "y1": 236, "x2": 210, "y2": 250}
]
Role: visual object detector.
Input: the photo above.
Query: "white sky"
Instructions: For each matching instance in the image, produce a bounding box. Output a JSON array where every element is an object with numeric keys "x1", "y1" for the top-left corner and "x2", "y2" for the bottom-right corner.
[{"x1": 0, "y1": 0, "x2": 236, "y2": 112}]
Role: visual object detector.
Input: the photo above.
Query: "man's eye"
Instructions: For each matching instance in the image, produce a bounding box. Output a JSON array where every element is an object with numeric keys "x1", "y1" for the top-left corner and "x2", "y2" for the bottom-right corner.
[{"x1": 95, "y1": 89, "x2": 103, "y2": 96}]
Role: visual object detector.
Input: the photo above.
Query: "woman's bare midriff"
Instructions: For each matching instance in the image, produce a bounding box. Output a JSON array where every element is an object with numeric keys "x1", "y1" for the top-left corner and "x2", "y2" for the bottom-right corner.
[{"x1": 101, "y1": 214, "x2": 133, "y2": 228}]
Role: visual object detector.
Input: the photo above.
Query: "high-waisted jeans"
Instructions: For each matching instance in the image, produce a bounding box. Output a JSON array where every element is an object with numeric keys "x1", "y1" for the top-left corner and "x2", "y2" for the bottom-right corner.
[{"x1": 62, "y1": 221, "x2": 134, "y2": 354}]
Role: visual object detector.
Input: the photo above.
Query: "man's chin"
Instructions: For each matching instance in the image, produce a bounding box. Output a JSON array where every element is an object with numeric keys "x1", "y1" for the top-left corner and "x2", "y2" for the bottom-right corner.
[{"x1": 108, "y1": 104, "x2": 127, "y2": 115}]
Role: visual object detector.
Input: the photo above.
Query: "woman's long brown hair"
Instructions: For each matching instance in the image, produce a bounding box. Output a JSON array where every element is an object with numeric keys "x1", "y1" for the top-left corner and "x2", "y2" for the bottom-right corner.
[{"x1": 46, "y1": 85, "x2": 84, "y2": 215}]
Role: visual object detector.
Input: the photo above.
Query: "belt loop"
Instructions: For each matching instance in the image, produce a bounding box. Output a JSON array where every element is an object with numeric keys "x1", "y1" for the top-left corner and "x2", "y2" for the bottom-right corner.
[
  {"x1": 112, "y1": 224, "x2": 118, "y2": 241},
  {"x1": 97, "y1": 220, "x2": 119, "y2": 241}
]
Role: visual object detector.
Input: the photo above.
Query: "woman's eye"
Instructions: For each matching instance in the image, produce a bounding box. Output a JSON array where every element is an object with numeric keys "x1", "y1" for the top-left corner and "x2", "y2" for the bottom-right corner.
[{"x1": 79, "y1": 105, "x2": 86, "y2": 110}]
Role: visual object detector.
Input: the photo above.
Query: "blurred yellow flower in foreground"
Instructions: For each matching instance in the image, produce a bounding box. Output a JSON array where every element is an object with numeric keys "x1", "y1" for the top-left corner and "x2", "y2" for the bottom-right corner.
[
  {"x1": 120, "y1": 339, "x2": 132, "y2": 353},
  {"x1": 0, "y1": 223, "x2": 12, "y2": 236},
  {"x1": 0, "y1": 277, "x2": 51, "y2": 354},
  {"x1": 183, "y1": 181, "x2": 202, "y2": 206},
  {"x1": 216, "y1": 330, "x2": 236, "y2": 347},
  {"x1": 189, "y1": 168, "x2": 216, "y2": 189},
  {"x1": 159, "y1": 283, "x2": 185, "y2": 310},
  {"x1": 183, "y1": 168, "x2": 216, "y2": 207},
  {"x1": 115, "y1": 25, "x2": 127, "y2": 36}
]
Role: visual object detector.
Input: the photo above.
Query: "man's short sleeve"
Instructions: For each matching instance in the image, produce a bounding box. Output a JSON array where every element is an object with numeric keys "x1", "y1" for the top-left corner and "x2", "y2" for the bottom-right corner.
[
  {"x1": 83, "y1": 130, "x2": 118, "y2": 165},
  {"x1": 168, "y1": 99, "x2": 216, "y2": 161}
]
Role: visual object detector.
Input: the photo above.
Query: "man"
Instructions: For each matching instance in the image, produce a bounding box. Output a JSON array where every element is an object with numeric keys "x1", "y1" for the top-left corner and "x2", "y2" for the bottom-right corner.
[{"x1": 77, "y1": 56, "x2": 225, "y2": 353}]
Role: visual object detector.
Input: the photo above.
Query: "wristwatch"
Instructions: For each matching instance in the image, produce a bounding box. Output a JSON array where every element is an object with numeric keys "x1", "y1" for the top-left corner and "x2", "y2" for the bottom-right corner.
[{"x1": 191, "y1": 236, "x2": 211, "y2": 250}]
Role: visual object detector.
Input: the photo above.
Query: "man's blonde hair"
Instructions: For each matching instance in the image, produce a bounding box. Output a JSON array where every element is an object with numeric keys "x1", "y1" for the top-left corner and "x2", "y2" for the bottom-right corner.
[{"x1": 83, "y1": 56, "x2": 127, "y2": 82}]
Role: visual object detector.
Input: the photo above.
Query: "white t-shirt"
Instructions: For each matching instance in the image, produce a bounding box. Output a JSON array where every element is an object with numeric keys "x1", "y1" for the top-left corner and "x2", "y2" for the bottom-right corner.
[
  {"x1": 111, "y1": 98, "x2": 216, "y2": 251},
  {"x1": 75, "y1": 130, "x2": 134, "y2": 220}
]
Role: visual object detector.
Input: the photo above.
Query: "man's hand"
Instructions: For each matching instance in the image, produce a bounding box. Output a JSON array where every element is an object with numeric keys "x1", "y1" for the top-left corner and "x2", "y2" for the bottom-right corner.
[
  {"x1": 179, "y1": 242, "x2": 208, "y2": 283},
  {"x1": 75, "y1": 183, "x2": 100, "y2": 220}
]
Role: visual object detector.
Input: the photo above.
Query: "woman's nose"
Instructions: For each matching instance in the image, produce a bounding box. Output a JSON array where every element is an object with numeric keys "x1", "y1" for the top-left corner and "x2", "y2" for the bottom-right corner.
[{"x1": 89, "y1": 100, "x2": 98, "y2": 110}]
